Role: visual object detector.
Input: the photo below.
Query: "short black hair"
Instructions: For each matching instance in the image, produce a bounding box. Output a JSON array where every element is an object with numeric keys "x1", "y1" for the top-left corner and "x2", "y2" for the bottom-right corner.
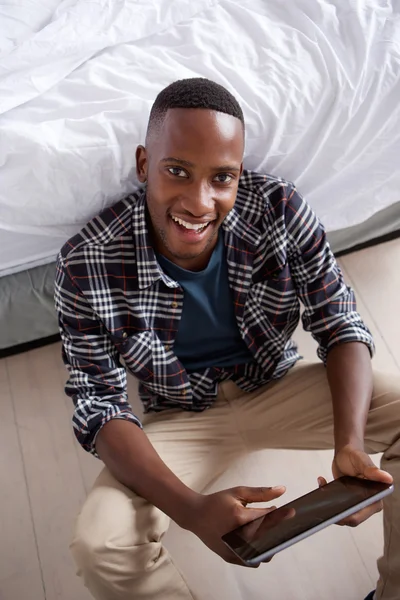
[{"x1": 146, "y1": 77, "x2": 244, "y2": 140}]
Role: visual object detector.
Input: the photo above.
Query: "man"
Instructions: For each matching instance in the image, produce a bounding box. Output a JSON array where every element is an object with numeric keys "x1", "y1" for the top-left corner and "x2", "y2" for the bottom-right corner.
[{"x1": 55, "y1": 78, "x2": 399, "y2": 600}]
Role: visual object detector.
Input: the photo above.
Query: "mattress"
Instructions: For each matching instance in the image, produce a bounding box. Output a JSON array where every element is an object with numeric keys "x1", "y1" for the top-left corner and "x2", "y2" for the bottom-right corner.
[{"x1": 1, "y1": 0, "x2": 400, "y2": 277}]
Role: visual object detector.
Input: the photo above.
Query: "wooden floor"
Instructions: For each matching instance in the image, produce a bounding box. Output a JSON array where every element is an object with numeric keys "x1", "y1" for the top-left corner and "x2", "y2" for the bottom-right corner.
[{"x1": 1, "y1": 238, "x2": 399, "y2": 600}]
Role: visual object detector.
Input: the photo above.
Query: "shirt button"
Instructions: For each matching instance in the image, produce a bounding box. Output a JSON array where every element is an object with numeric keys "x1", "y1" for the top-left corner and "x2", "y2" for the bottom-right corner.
[
  {"x1": 122, "y1": 331, "x2": 128, "y2": 339},
  {"x1": 181, "y1": 389, "x2": 187, "y2": 396},
  {"x1": 165, "y1": 344, "x2": 171, "y2": 351},
  {"x1": 171, "y1": 301, "x2": 178, "y2": 309}
]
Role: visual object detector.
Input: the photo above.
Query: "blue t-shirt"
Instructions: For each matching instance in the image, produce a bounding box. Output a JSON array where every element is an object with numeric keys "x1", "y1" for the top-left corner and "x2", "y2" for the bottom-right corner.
[{"x1": 157, "y1": 233, "x2": 253, "y2": 373}]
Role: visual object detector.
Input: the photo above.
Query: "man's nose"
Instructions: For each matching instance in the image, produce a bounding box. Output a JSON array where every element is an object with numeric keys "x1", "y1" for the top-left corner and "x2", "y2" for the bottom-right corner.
[{"x1": 181, "y1": 182, "x2": 215, "y2": 217}]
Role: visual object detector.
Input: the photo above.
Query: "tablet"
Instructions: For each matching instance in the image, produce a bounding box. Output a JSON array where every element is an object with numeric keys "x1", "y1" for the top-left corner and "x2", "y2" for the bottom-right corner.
[{"x1": 222, "y1": 476, "x2": 394, "y2": 566}]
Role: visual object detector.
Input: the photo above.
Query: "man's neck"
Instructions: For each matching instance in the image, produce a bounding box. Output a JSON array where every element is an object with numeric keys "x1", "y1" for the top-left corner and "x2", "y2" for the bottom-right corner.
[{"x1": 155, "y1": 232, "x2": 221, "y2": 272}]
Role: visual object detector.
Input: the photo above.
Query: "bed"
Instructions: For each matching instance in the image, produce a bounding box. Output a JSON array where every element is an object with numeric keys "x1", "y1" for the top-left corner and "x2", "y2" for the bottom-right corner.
[{"x1": 1, "y1": 0, "x2": 400, "y2": 351}]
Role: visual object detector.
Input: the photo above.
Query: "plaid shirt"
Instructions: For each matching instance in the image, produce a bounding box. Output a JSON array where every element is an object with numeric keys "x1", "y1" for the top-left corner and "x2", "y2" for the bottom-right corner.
[{"x1": 55, "y1": 170, "x2": 374, "y2": 454}]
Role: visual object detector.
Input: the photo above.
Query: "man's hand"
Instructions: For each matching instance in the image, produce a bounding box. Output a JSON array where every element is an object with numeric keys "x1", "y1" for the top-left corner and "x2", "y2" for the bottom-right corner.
[
  {"x1": 183, "y1": 485, "x2": 286, "y2": 566},
  {"x1": 318, "y1": 444, "x2": 393, "y2": 527}
]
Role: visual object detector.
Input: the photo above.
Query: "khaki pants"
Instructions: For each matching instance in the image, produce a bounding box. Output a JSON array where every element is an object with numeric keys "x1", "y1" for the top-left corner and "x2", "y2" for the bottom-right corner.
[{"x1": 70, "y1": 362, "x2": 400, "y2": 600}]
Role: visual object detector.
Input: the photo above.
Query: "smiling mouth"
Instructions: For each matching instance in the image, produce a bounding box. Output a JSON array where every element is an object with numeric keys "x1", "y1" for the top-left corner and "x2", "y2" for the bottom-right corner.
[{"x1": 170, "y1": 215, "x2": 213, "y2": 233}]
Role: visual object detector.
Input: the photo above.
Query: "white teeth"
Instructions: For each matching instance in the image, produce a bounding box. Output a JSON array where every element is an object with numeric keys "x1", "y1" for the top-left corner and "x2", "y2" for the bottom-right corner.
[{"x1": 171, "y1": 215, "x2": 209, "y2": 231}]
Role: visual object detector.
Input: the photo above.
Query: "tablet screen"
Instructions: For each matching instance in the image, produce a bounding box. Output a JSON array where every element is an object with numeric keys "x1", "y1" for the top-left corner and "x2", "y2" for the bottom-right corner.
[{"x1": 222, "y1": 477, "x2": 392, "y2": 563}]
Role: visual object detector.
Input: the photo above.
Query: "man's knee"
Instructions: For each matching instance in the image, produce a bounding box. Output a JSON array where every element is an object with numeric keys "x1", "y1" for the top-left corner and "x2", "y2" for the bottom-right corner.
[
  {"x1": 70, "y1": 527, "x2": 100, "y2": 578},
  {"x1": 70, "y1": 469, "x2": 171, "y2": 584},
  {"x1": 70, "y1": 525, "x2": 164, "y2": 581}
]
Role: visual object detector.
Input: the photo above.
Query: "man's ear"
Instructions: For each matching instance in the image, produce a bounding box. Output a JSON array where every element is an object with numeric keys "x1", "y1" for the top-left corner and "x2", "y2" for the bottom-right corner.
[{"x1": 136, "y1": 145, "x2": 148, "y2": 183}]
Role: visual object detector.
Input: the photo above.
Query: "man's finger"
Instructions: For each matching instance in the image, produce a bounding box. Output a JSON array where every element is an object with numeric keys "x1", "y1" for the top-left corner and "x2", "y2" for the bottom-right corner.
[
  {"x1": 337, "y1": 500, "x2": 383, "y2": 527},
  {"x1": 221, "y1": 543, "x2": 261, "y2": 568},
  {"x1": 261, "y1": 555, "x2": 274, "y2": 564},
  {"x1": 234, "y1": 485, "x2": 286, "y2": 505},
  {"x1": 252, "y1": 555, "x2": 274, "y2": 566},
  {"x1": 222, "y1": 548, "x2": 255, "y2": 567},
  {"x1": 362, "y1": 465, "x2": 393, "y2": 484}
]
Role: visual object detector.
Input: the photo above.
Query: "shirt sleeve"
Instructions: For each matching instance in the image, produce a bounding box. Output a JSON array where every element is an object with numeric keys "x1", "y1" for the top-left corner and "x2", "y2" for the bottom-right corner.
[
  {"x1": 54, "y1": 254, "x2": 142, "y2": 456},
  {"x1": 285, "y1": 186, "x2": 375, "y2": 363}
]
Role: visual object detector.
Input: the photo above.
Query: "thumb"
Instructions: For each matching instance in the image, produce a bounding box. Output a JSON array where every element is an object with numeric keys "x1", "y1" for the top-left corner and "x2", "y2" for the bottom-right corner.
[
  {"x1": 234, "y1": 485, "x2": 286, "y2": 505},
  {"x1": 350, "y1": 452, "x2": 393, "y2": 483},
  {"x1": 362, "y1": 464, "x2": 393, "y2": 484}
]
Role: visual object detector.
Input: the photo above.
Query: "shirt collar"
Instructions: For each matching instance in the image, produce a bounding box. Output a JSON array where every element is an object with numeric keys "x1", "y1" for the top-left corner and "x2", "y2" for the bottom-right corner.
[
  {"x1": 222, "y1": 206, "x2": 261, "y2": 250},
  {"x1": 131, "y1": 191, "x2": 178, "y2": 290}
]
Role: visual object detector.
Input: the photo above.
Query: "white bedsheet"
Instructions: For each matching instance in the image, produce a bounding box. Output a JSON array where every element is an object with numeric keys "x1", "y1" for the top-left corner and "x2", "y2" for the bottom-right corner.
[{"x1": 0, "y1": 0, "x2": 399, "y2": 275}]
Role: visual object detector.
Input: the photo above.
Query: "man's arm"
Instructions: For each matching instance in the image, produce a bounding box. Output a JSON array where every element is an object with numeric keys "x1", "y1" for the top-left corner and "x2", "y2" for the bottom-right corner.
[
  {"x1": 55, "y1": 254, "x2": 285, "y2": 564},
  {"x1": 95, "y1": 419, "x2": 285, "y2": 564},
  {"x1": 286, "y1": 186, "x2": 392, "y2": 525},
  {"x1": 96, "y1": 419, "x2": 199, "y2": 528},
  {"x1": 326, "y1": 341, "x2": 372, "y2": 453},
  {"x1": 324, "y1": 341, "x2": 393, "y2": 525},
  {"x1": 55, "y1": 255, "x2": 140, "y2": 454}
]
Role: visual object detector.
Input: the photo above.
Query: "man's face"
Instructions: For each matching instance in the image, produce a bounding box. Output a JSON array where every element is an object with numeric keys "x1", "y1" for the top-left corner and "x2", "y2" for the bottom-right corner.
[{"x1": 136, "y1": 108, "x2": 244, "y2": 270}]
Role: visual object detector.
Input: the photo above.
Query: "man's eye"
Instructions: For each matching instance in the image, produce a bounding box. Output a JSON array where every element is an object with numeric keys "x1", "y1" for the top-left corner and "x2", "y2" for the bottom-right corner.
[
  {"x1": 214, "y1": 173, "x2": 233, "y2": 184},
  {"x1": 168, "y1": 167, "x2": 188, "y2": 178}
]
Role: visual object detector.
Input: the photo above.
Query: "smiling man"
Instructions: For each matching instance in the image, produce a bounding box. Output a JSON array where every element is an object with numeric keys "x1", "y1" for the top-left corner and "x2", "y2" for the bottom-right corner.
[
  {"x1": 141, "y1": 104, "x2": 243, "y2": 272},
  {"x1": 55, "y1": 78, "x2": 400, "y2": 600}
]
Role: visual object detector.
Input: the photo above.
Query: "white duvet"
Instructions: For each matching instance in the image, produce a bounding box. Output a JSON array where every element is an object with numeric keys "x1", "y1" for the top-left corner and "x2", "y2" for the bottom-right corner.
[{"x1": 0, "y1": 0, "x2": 400, "y2": 276}]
